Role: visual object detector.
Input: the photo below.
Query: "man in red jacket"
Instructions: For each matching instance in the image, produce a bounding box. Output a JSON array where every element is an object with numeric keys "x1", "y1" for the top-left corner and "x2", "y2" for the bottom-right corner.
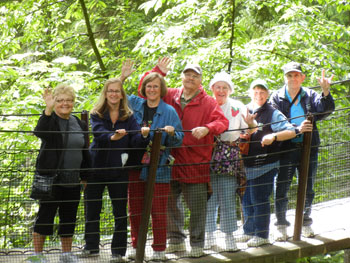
[{"x1": 137, "y1": 58, "x2": 229, "y2": 257}]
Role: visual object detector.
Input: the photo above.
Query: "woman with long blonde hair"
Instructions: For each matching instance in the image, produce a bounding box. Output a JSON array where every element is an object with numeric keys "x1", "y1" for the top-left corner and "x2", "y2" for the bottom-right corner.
[{"x1": 80, "y1": 78, "x2": 150, "y2": 263}]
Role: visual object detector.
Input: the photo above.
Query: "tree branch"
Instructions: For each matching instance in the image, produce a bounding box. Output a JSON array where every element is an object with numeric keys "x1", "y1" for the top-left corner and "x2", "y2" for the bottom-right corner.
[
  {"x1": 78, "y1": 0, "x2": 107, "y2": 76},
  {"x1": 228, "y1": 0, "x2": 236, "y2": 73}
]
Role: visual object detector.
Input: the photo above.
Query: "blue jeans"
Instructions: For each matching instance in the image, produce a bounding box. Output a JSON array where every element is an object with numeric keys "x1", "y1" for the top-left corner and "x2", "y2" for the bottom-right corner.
[
  {"x1": 275, "y1": 145, "x2": 318, "y2": 227},
  {"x1": 243, "y1": 168, "x2": 277, "y2": 239},
  {"x1": 206, "y1": 173, "x2": 238, "y2": 234},
  {"x1": 84, "y1": 175, "x2": 128, "y2": 256}
]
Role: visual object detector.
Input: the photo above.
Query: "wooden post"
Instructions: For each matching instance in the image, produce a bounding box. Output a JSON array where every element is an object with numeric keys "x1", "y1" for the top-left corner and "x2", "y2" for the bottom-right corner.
[
  {"x1": 80, "y1": 110, "x2": 90, "y2": 146},
  {"x1": 345, "y1": 249, "x2": 350, "y2": 263},
  {"x1": 135, "y1": 130, "x2": 163, "y2": 263},
  {"x1": 293, "y1": 114, "x2": 313, "y2": 241}
]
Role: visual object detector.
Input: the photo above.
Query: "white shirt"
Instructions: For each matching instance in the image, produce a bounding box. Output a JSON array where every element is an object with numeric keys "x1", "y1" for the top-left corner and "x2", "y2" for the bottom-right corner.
[{"x1": 219, "y1": 98, "x2": 248, "y2": 142}]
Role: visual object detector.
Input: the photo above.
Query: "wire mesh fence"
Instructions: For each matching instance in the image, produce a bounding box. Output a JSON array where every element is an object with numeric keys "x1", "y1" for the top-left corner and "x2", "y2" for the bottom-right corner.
[{"x1": 0, "y1": 106, "x2": 349, "y2": 263}]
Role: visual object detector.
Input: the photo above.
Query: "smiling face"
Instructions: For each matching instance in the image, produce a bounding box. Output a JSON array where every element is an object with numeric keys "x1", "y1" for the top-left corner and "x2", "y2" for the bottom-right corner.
[
  {"x1": 106, "y1": 82, "x2": 123, "y2": 108},
  {"x1": 212, "y1": 81, "x2": 231, "y2": 105},
  {"x1": 251, "y1": 86, "x2": 269, "y2": 107},
  {"x1": 182, "y1": 69, "x2": 202, "y2": 93},
  {"x1": 284, "y1": 71, "x2": 305, "y2": 91},
  {"x1": 145, "y1": 78, "x2": 162, "y2": 104},
  {"x1": 54, "y1": 94, "x2": 74, "y2": 119}
]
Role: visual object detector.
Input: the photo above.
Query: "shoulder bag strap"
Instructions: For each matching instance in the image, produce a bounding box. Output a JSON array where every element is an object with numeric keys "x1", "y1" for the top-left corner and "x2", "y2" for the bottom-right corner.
[
  {"x1": 56, "y1": 119, "x2": 70, "y2": 170},
  {"x1": 289, "y1": 88, "x2": 302, "y2": 108}
]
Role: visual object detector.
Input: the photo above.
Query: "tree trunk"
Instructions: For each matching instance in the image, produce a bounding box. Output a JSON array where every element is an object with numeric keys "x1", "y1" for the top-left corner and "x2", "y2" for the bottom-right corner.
[{"x1": 78, "y1": 0, "x2": 107, "y2": 76}]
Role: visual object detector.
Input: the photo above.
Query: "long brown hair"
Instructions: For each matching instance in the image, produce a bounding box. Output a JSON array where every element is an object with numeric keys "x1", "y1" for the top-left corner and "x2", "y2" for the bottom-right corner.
[{"x1": 90, "y1": 78, "x2": 132, "y2": 121}]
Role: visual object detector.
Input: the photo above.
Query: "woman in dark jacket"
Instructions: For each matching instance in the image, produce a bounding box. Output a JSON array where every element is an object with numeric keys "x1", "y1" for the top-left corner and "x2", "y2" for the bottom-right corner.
[
  {"x1": 80, "y1": 78, "x2": 150, "y2": 263},
  {"x1": 31, "y1": 84, "x2": 91, "y2": 263}
]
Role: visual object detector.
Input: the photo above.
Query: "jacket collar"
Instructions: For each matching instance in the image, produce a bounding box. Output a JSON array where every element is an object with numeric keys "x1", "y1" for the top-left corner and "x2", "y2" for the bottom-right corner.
[
  {"x1": 252, "y1": 101, "x2": 269, "y2": 114},
  {"x1": 278, "y1": 85, "x2": 306, "y2": 100},
  {"x1": 174, "y1": 86, "x2": 205, "y2": 105},
  {"x1": 246, "y1": 101, "x2": 269, "y2": 114}
]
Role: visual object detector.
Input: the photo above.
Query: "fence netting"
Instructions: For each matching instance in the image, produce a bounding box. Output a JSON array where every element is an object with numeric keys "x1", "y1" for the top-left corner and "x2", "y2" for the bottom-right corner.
[{"x1": 0, "y1": 106, "x2": 349, "y2": 262}]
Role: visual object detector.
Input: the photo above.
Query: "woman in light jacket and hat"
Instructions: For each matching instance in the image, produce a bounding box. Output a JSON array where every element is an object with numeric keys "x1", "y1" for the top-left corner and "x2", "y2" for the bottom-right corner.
[{"x1": 205, "y1": 72, "x2": 256, "y2": 251}]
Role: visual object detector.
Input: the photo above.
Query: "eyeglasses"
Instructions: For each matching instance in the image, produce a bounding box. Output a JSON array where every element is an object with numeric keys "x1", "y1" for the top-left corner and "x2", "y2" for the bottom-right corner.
[
  {"x1": 106, "y1": 90, "x2": 122, "y2": 94},
  {"x1": 184, "y1": 73, "x2": 201, "y2": 79},
  {"x1": 56, "y1": 99, "x2": 74, "y2": 104},
  {"x1": 145, "y1": 85, "x2": 160, "y2": 90}
]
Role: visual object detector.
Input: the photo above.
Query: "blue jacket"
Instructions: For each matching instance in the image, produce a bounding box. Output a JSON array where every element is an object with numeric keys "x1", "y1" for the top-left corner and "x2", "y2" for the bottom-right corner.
[
  {"x1": 90, "y1": 111, "x2": 149, "y2": 179},
  {"x1": 128, "y1": 95, "x2": 184, "y2": 183},
  {"x1": 269, "y1": 86, "x2": 335, "y2": 146}
]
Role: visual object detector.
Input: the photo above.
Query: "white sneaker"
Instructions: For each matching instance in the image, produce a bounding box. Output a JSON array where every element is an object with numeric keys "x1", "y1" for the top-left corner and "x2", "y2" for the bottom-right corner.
[
  {"x1": 188, "y1": 246, "x2": 204, "y2": 258},
  {"x1": 110, "y1": 254, "x2": 126, "y2": 263},
  {"x1": 127, "y1": 247, "x2": 136, "y2": 259},
  {"x1": 302, "y1": 225, "x2": 315, "y2": 238},
  {"x1": 225, "y1": 234, "x2": 239, "y2": 252},
  {"x1": 204, "y1": 232, "x2": 216, "y2": 249},
  {"x1": 152, "y1": 251, "x2": 167, "y2": 261},
  {"x1": 247, "y1": 236, "x2": 270, "y2": 247},
  {"x1": 275, "y1": 225, "x2": 288, "y2": 241},
  {"x1": 237, "y1": 234, "x2": 253, "y2": 243},
  {"x1": 60, "y1": 252, "x2": 78, "y2": 263},
  {"x1": 166, "y1": 242, "x2": 186, "y2": 253}
]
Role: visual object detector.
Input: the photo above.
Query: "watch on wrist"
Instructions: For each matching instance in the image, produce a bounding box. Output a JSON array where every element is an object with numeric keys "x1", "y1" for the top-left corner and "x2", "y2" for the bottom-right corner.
[
  {"x1": 274, "y1": 133, "x2": 278, "y2": 141},
  {"x1": 295, "y1": 127, "x2": 300, "y2": 135}
]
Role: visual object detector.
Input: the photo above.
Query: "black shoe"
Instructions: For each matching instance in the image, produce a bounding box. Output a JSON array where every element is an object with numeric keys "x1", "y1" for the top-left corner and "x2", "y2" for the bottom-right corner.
[{"x1": 78, "y1": 249, "x2": 99, "y2": 258}]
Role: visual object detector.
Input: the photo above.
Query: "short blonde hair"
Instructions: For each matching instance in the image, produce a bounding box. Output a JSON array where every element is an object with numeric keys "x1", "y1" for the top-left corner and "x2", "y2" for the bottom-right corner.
[
  {"x1": 53, "y1": 84, "x2": 76, "y2": 101},
  {"x1": 140, "y1": 72, "x2": 167, "y2": 98}
]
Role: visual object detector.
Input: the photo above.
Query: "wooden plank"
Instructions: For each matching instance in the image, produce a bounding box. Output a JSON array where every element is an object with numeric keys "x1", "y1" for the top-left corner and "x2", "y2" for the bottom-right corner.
[{"x1": 1, "y1": 197, "x2": 350, "y2": 263}]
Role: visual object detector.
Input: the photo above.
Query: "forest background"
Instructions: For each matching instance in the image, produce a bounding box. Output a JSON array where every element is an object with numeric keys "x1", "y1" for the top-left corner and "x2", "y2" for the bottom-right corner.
[
  {"x1": 0, "y1": 0, "x2": 349, "y2": 262},
  {"x1": 1, "y1": 0, "x2": 350, "y2": 123}
]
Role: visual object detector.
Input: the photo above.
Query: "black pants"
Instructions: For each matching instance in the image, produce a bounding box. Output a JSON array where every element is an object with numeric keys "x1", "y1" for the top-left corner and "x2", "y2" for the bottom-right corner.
[
  {"x1": 84, "y1": 176, "x2": 128, "y2": 256},
  {"x1": 34, "y1": 186, "x2": 81, "y2": 236}
]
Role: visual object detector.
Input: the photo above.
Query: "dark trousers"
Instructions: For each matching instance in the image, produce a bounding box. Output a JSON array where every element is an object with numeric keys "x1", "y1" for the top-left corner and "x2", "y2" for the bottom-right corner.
[
  {"x1": 34, "y1": 186, "x2": 80, "y2": 236},
  {"x1": 275, "y1": 145, "x2": 319, "y2": 226},
  {"x1": 84, "y1": 176, "x2": 128, "y2": 256}
]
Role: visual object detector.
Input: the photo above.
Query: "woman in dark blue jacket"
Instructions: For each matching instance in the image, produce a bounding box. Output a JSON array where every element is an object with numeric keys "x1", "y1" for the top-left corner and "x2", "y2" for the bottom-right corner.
[{"x1": 80, "y1": 78, "x2": 150, "y2": 262}]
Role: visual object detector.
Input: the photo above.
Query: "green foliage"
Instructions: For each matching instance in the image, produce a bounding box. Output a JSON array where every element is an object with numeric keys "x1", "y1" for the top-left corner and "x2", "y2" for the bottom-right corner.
[
  {"x1": 297, "y1": 250, "x2": 344, "y2": 262},
  {"x1": 0, "y1": 0, "x2": 350, "y2": 255}
]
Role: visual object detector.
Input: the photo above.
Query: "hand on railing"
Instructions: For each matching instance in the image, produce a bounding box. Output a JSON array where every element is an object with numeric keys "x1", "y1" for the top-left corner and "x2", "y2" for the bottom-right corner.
[
  {"x1": 141, "y1": 127, "x2": 150, "y2": 138},
  {"x1": 191, "y1": 126, "x2": 209, "y2": 140},
  {"x1": 111, "y1": 129, "x2": 127, "y2": 141},
  {"x1": 163, "y1": 125, "x2": 175, "y2": 136},
  {"x1": 298, "y1": 119, "x2": 313, "y2": 134}
]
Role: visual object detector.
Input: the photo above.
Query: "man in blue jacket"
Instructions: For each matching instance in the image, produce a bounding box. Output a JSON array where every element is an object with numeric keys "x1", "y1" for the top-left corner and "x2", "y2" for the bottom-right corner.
[{"x1": 270, "y1": 62, "x2": 334, "y2": 241}]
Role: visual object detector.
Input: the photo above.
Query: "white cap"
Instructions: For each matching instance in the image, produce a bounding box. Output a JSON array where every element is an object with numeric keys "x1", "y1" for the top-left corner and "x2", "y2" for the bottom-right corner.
[
  {"x1": 183, "y1": 63, "x2": 202, "y2": 75},
  {"x1": 209, "y1": 72, "x2": 234, "y2": 91}
]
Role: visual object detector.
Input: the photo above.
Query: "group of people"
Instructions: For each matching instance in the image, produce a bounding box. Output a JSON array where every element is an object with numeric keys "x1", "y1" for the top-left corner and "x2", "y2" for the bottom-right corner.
[{"x1": 29, "y1": 58, "x2": 334, "y2": 263}]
